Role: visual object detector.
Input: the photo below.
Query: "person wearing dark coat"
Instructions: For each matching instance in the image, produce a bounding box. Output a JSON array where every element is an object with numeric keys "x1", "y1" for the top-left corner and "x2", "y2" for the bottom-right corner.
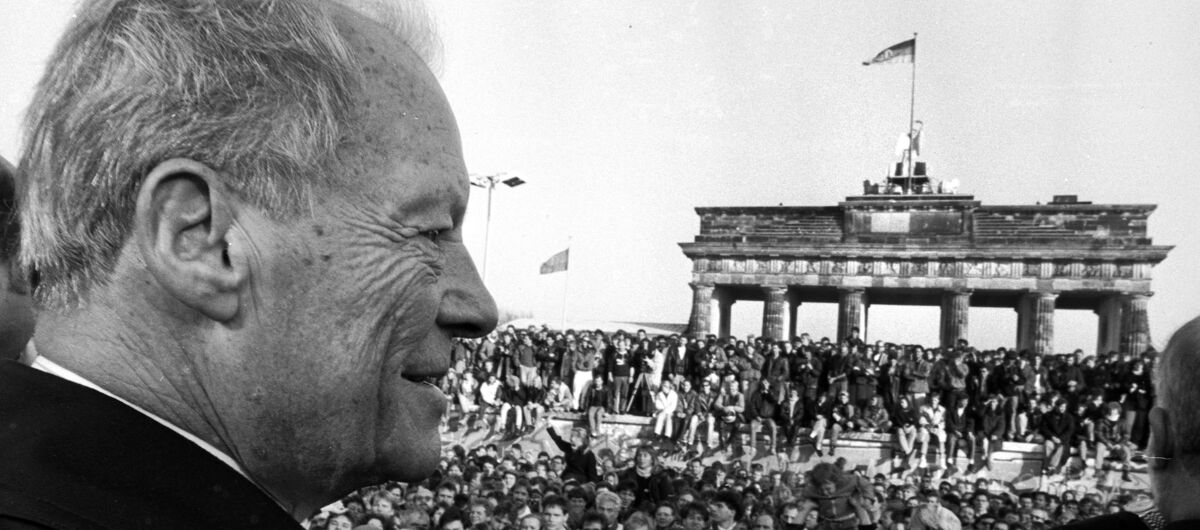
[
  {"x1": 943, "y1": 395, "x2": 977, "y2": 473},
  {"x1": 778, "y1": 386, "x2": 808, "y2": 458},
  {"x1": 547, "y1": 425, "x2": 601, "y2": 484},
  {"x1": 617, "y1": 447, "x2": 675, "y2": 508},
  {"x1": 976, "y1": 394, "x2": 1007, "y2": 472},
  {"x1": 746, "y1": 379, "x2": 780, "y2": 453},
  {"x1": 1039, "y1": 398, "x2": 1076, "y2": 475}
]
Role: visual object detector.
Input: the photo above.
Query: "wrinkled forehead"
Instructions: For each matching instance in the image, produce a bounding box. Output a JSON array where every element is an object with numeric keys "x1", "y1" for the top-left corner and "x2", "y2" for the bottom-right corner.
[{"x1": 332, "y1": 6, "x2": 466, "y2": 215}]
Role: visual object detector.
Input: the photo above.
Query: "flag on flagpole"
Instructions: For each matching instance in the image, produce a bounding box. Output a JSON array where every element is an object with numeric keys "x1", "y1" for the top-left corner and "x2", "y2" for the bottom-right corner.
[
  {"x1": 862, "y1": 38, "x2": 915, "y2": 66},
  {"x1": 539, "y1": 249, "x2": 569, "y2": 274}
]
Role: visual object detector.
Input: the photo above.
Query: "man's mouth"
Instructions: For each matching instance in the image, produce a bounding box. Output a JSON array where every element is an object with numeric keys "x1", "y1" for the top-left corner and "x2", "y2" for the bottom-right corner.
[{"x1": 401, "y1": 372, "x2": 445, "y2": 387}]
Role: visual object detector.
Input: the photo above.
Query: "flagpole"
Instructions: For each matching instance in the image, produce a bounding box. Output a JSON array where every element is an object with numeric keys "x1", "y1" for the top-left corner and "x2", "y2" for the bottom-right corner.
[
  {"x1": 907, "y1": 32, "x2": 918, "y2": 180},
  {"x1": 560, "y1": 238, "x2": 571, "y2": 331}
]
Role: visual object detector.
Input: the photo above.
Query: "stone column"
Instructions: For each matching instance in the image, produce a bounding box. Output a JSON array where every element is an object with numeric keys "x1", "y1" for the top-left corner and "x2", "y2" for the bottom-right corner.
[
  {"x1": 836, "y1": 288, "x2": 867, "y2": 343},
  {"x1": 863, "y1": 303, "x2": 871, "y2": 342},
  {"x1": 1119, "y1": 292, "x2": 1152, "y2": 355},
  {"x1": 762, "y1": 286, "x2": 788, "y2": 341},
  {"x1": 718, "y1": 291, "x2": 735, "y2": 339},
  {"x1": 788, "y1": 297, "x2": 801, "y2": 341},
  {"x1": 687, "y1": 282, "x2": 715, "y2": 339},
  {"x1": 1015, "y1": 295, "x2": 1034, "y2": 353},
  {"x1": 940, "y1": 289, "x2": 972, "y2": 351},
  {"x1": 1095, "y1": 296, "x2": 1122, "y2": 356},
  {"x1": 1031, "y1": 291, "x2": 1058, "y2": 356}
]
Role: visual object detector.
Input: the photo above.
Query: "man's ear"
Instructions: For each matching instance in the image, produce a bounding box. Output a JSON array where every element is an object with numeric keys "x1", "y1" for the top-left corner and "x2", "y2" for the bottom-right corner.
[
  {"x1": 135, "y1": 158, "x2": 245, "y2": 321},
  {"x1": 1148, "y1": 406, "x2": 1173, "y2": 471}
]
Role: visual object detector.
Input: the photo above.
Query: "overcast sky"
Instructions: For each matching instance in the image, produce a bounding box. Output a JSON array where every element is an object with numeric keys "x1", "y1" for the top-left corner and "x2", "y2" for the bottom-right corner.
[{"x1": 3, "y1": 1, "x2": 1197, "y2": 352}]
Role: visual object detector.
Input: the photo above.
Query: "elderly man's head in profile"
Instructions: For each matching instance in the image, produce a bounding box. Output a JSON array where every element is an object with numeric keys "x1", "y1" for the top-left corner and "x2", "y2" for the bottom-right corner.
[
  {"x1": 1149, "y1": 315, "x2": 1200, "y2": 522},
  {"x1": 16, "y1": 0, "x2": 495, "y2": 519}
]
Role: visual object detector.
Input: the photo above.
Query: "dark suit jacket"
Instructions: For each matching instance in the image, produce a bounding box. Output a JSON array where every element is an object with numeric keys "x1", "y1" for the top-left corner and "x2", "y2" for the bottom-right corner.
[{"x1": 0, "y1": 360, "x2": 299, "y2": 529}]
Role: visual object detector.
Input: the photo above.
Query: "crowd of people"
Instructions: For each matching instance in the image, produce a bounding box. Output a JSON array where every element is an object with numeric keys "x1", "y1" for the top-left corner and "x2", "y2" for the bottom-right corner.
[
  {"x1": 307, "y1": 427, "x2": 1155, "y2": 530},
  {"x1": 306, "y1": 326, "x2": 1163, "y2": 530},
  {"x1": 441, "y1": 327, "x2": 1156, "y2": 481}
]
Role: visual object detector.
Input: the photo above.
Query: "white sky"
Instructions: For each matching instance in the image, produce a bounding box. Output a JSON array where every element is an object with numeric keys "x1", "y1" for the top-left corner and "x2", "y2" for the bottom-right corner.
[{"x1": 2, "y1": 2, "x2": 1198, "y2": 353}]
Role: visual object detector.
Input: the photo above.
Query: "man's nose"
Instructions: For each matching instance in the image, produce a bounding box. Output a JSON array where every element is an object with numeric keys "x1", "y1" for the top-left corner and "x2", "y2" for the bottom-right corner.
[{"x1": 436, "y1": 242, "x2": 498, "y2": 338}]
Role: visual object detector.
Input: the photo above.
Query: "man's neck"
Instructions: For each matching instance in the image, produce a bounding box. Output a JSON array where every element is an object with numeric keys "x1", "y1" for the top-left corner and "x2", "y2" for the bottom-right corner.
[{"x1": 32, "y1": 306, "x2": 233, "y2": 472}]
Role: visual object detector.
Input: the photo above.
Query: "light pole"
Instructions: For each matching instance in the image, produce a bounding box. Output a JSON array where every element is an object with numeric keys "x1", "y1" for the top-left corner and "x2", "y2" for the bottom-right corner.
[{"x1": 469, "y1": 172, "x2": 525, "y2": 282}]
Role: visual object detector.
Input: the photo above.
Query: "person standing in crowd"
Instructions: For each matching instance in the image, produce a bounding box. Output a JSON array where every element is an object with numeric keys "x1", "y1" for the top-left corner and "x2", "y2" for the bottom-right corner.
[
  {"x1": 891, "y1": 394, "x2": 922, "y2": 475},
  {"x1": 1092, "y1": 401, "x2": 1134, "y2": 484},
  {"x1": 595, "y1": 490, "x2": 624, "y2": 530},
  {"x1": 610, "y1": 337, "x2": 635, "y2": 413},
  {"x1": 708, "y1": 378, "x2": 746, "y2": 451},
  {"x1": 747, "y1": 378, "x2": 780, "y2": 454},
  {"x1": 811, "y1": 391, "x2": 852, "y2": 458},
  {"x1": 779, "y1": 385, "x2": 808, "y2": 460},
  {"x1": 497, "y1": 375, "x2": 529, "y2": 435},
  {"x1": 542, "y1": 496, "x2": 570, "y2": 530},
  {"x1": 546, "y1": 375, "x2": 575, "y2": 412},
  {"x1": 0, "y1": 157, "x2": 33, "y2": 361},
  {"x1": 825, "y1": 342, "x2": 852, "y2": 399},
  {"x1": 679, "y1": 503, "x2": 710, "y2": 530},
  {"x1": 685, "y1": 379, "x2": 716, "y2": 452},
  {"x1": 664, "y1": 336, "x2": 689, "y2": 386},
  {"x1": 976, "y1": 394, "x2": 1007, "y2": 473},
  {"x1": 618, "y1": 446, "x2": 674, "y2": 510},
  {"x1": 1039, "y1": 398, "x2": 1076, "y2": 476},
  {"x1": 547, "y1": 425, "x2": 601, "y2": 484},
  {"x1": 909, "y1": 490, "x2": 962, "y2": 530},
  {"x1": 941, "y1": 350, "x2": 970, "y2": 411},
  {"x1": 796, "y1": 462, "x2": 874, "y2": 530},
  {"x1": 765, "y1": 342, "x2": 791, "y2": 398},
  {"x1": 584, "y1": 374, "x2": 611, "y2": 436},
  {"x1": 653, "y1": 503, "x2": 679, "y2": 530},
  {"x1": 653, "y1": 380, "x2": 679, "y2": 440},
  {"x1": 1120, "y1": 359, "x2": 1153, "y2": 449},
  {"x1": 944, "y1": 392, "x2": 976, "y2": 476},
  {"x1": 995, "y1": 351, "x2": 1027, "y2": 440},
  {"x1": 917, "y1": 392, "x2": 948, "y2": 472},
  {"x1": 515, "y1": 333, "x2": 539, "y2": 386},
  {"x1": 672, "y1": 378, "x2": 699, "y2": 448},
  {"x1": 1, "y1": 0, "x2": 499, "y2": 526},
  {"x1": 853, "y1": 394, "x2": 892, "y2": 435},
  {"x1": 902, "y1": 346, "x2": 932, "y2": 406},
  {"x1": 708, "y1": 491, "x2": 745, "y2": 530},
  {"x1": 574, "y1": 337, "x2": 600, "y2": 411},
  {"x1": 849, "y1": 345, "x2": 879, "y2": 408},
  {"x1": 791, "y1": 347, "x2": 822, "y2": 421}
]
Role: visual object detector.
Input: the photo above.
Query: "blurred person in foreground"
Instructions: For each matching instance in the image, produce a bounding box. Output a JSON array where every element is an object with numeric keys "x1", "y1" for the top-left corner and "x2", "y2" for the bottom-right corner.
[
  {"x1": 0, "y1": 156, "x2": 34, "y2": 361},
  {"x1": 0, "y1": 0, "x2": 496, "y2": 527},
  {"x1": 1062, "y1": 316, "x2": 1200, "y2": 530}
]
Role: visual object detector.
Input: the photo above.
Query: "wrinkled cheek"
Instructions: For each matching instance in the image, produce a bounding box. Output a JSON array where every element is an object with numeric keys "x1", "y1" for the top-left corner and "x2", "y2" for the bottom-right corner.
[{"x1": 332, "y1": 251, "x2": 440, "y2": 347}]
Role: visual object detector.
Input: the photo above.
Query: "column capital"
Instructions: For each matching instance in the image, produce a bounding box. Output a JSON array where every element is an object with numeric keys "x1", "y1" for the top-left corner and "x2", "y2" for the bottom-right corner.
[
  {"x1": 1026, "y1": 290, "x2": 1059, "y2": 300},
  {"x1": 945, "y1": 288, "x2": 974, "y2": 296},
  {"x1": 1120, "y1": 291, "x2": 1154, "y2": 299},
  {"x1": 762, "y1": 285, "x2": 788, "y2": 294},
  {"x1": 838, "y1": 287, "x2": 867, "y2": 294},
  {"x1": 689, "y1": 281, "x2": 715, "y2": 291}
]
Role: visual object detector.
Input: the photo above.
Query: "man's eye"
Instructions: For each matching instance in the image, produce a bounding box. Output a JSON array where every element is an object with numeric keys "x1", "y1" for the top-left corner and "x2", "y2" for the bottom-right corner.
[{"x1": 422, "y1": 229, "x2": 442, "y2": 242}]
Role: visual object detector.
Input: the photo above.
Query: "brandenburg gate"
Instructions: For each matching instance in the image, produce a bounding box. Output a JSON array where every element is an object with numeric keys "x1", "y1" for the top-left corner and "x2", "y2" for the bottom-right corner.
[{"x1": 679, "y1": 194, "x2": 1172, "y2": 355}]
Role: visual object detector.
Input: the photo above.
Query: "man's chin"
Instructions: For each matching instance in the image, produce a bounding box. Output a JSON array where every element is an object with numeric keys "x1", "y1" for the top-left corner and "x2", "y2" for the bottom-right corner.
[
  {"x1": 378, "y1": 426, "x2": 441, "y2": 481},
  {"x1": 376, "y1": 389, "x2": 445, "y2": 481}
]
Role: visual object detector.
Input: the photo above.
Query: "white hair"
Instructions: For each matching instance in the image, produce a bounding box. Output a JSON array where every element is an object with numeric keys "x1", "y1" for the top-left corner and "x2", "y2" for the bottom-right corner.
[{"x1": 18, "y1": 0, "x2": 438, "y2": 307}]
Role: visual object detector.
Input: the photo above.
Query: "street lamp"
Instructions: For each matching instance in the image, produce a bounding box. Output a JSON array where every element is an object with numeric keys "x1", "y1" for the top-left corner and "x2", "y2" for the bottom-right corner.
[{"x1": 469, "y1": 172, "x2": 526, "y2": 282}]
